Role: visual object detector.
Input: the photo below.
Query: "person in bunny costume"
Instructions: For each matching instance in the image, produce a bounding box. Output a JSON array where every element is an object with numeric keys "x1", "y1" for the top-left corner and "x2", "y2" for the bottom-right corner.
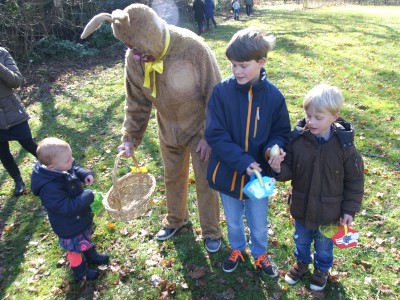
[{"x1": 81, "y1": 3, "x2": 222, "y2": 252}]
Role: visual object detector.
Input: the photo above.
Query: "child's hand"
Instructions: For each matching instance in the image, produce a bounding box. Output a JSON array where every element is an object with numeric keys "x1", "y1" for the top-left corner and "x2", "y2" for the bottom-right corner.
[
  {"x1": 85, "y1": 175, "x2": 94, "y2": 185},
  {"x1": 340, "y1": 214, "x2": 353, "y2": 227},
  {"x1": 246, "y1": 162, "x2": 261, "y2": 176},
  {"x1": 268, "y1": 150, "x2": 286, "y2": 174}
]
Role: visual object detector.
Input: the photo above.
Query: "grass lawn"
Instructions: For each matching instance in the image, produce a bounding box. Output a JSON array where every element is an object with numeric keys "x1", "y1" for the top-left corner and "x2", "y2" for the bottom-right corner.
[{"x1": 0, "y1": 4, "x2": 399, "y2": 300}]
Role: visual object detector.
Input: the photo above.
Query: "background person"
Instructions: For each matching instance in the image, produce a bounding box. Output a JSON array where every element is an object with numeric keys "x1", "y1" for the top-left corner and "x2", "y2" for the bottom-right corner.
[
  {"x1": 0, "y1": 46, "x2": 37, "y2": 196},
  {"x1": 245, "y1": 0, "x2": 254, "y2": 16},
  {"x1": 193, "y1": 0, "x2": 206, "y2": 35},
  {"x1": 204, "y1": 0, "x2": 217, "y2": 29}
]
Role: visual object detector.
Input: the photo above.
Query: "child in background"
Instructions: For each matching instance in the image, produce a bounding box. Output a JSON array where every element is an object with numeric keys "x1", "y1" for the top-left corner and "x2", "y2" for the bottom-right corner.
[
  {"x1": 232, "y1": 0, "x2": 240, "y2": 20},
  {"x1": 205, "y1": 27, "x2": 291, "y2": 276},
  {"x1": 31, "y1": 137, "x2": 109, "y2": 282},
  {"x1": 268, "y1": 84, "x2": 364, "y2": 291}
]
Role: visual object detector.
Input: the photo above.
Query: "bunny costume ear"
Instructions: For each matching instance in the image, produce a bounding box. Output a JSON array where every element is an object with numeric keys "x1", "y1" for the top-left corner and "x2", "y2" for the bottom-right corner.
[
  {"x1": 81, "y1": 10, "x2": 131, "y2": 39},
  {"x1": 80, "y1": 13, "x2": 113, "y2": 39}
]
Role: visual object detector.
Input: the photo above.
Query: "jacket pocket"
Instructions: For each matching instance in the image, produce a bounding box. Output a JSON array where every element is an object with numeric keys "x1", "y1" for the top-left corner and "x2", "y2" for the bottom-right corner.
[
  {"x1": 208, "y1": 159, "x2": 239, "y2": 194},
  {"x1": 320, "y1": 195, "x2": 343, "y2": 224},
  {"x1": 290, "y1": 189, "x2": 306, "y2": 220}
]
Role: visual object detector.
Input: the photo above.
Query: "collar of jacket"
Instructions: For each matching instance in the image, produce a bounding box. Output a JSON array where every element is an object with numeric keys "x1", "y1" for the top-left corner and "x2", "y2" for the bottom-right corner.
[
  {"x1": 235, "y1": 68, "x2": 268, "y2": 94},
  {"x1": 289, "y1": 117, "x2": 355, "y2": 148}
]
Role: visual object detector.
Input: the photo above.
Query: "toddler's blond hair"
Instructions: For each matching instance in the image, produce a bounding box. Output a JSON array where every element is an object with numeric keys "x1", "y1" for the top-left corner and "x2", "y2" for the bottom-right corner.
[{"x1": 37, "y1": 137, "x2": 71, "y2": 166}]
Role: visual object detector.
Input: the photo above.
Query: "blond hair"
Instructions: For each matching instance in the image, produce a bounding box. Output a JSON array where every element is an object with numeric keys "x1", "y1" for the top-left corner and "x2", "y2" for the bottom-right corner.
[
  {"x1": 226, "y1": 27, "x2": 276, "y2": 62},
  {"x1": 303, "y1": 83, "x2": 344, "y2": 115},
  {"x1": 37, "y1": 137, "x2": 71, "y2": 166}
]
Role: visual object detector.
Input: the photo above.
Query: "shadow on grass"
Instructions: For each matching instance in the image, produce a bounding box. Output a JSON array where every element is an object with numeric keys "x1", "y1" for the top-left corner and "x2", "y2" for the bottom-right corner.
[{"x1": 170, "y1": 222, "x2": 280, "y2": 299}]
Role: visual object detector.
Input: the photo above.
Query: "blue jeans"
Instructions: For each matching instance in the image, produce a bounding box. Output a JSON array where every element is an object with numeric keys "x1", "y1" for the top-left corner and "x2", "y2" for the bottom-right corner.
[
  {"x1": 293, "y1": 221, "x2": 333, "y2": 272},
  {"x1": 220, "y1": 193, "x2": 268, "y2": 258}
]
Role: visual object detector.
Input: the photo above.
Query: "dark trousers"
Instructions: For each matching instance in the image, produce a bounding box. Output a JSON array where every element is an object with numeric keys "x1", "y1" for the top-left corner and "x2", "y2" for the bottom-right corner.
[
  {"x1": 246, "y1": 4, "x2": 252, "y2": 16},
  {"x1": 0, "y1": 139, "x2": 37, "y2": 180},
  {"x1": 196, "y1": 20, "x2": 204, "y2": 35},
  {"x1": 206, "y1": 18, "x2": 217, "y2": 28}
]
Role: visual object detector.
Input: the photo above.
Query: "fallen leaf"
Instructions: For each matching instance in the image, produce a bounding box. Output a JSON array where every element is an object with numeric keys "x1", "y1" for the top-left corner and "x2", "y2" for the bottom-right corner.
[
  {"x1": 188, "y1": 267, "x2": 206, "y2": 279},
  {"x1": 106, "y1": 222, "x2": 115, "y2": 230},
  {"x1": 119, "y1": 227, "x2": 129, "y2": 236},
  {"x1": 150, "y1": 274, "x2": 161, "y2": 287},
  {"x1": 361, "y1": 260, "x2": 372, "y2": 268},
  {"x1": 222, "y1": 288, "x2": 235, "y2": 299},
  {"x1": 377, "y1": 285, "x2": 393, "y2": 295}
]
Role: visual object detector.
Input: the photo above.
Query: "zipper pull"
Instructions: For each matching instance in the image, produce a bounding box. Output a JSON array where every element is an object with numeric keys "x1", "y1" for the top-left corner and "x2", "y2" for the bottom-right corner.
[{"x1": 248, "y1": 86, "x2": 253, "y2": 102}]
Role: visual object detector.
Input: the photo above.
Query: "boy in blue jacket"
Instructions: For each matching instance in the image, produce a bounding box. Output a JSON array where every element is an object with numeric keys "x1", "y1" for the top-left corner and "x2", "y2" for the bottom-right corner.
[
  {"x1": 31, "y1": 137, "x2": 109, "y2": 282},
  {"x1": 205, "y1": 27, "x2": 291, "y2": 275}
]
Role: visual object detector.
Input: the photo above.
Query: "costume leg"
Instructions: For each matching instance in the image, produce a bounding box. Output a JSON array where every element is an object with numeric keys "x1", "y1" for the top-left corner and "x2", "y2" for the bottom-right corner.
[
  {"x1": 160, "y1": 141, "x2": 190, "y2": 229},
  {"x1": 189, "y1": 144, "x2": 222, "y2": 239}
]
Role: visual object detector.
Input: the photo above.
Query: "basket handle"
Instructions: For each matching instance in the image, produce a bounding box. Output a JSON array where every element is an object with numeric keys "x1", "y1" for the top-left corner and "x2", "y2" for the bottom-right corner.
[
  {"x1": 112, "y1": 151, "x2": 140, "y2": 187},
  {"x1": 112, "y1": 152, "x2": 141, "y2": 211}
]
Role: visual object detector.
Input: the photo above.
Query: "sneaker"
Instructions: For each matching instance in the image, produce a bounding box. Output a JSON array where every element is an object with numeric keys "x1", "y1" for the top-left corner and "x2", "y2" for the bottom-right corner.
[
  {"x1": 254, "y1": 254, "x2": 279, "y2": 278},
  {"x1": 156, "y1": 220, "x2": 189, "y2": 240},
  {"x1": 284, "y1": 261, "x2": 309, "y2": 285},
  {"x1": 310, "y1": 268, "x2": 329, "y2": 291},
  {"x1": 223, "y1": 250, "x2": 244, "y2": 273},
  {"x1": 156, "y1": 227, "x2": 180, "y2": 240},
  {"x1": 204, "y1": 238, "x2": 221, "y2": 253}
]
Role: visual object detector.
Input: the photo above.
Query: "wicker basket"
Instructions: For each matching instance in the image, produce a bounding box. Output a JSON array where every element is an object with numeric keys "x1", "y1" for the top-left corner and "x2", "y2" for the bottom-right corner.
[{"x1": 102, "y1": 152, "x2": 156, "y2": 221}]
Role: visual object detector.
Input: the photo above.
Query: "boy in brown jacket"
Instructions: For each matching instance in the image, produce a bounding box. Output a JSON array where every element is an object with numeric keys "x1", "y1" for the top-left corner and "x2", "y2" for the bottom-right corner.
[{"x1": 268, "y1": 83, "x2": 364, "y2": 291}]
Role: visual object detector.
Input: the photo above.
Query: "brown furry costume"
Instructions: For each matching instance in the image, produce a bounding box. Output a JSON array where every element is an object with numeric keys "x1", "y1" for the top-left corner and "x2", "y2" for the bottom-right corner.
[{"x1": 81, "y1": 4, "x2": 222, "y2": 239}]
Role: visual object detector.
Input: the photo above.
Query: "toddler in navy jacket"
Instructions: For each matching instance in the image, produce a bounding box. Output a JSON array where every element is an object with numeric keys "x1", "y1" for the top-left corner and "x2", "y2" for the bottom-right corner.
[{"x1": 31, "y1": 137, "x2": 109, "y2": 282}]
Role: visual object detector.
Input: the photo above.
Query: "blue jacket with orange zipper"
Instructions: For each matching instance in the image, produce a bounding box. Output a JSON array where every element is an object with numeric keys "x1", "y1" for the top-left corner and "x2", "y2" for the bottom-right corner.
[{"x1": 205, "y1": 68, "x2": 291, "y2": 199}]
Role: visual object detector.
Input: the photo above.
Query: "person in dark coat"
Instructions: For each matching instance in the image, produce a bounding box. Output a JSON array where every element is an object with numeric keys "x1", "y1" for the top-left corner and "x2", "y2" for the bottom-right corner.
[
  {"x1": 31, "y1": 137, "x2": 109, "y2": 282},
  {"x1": 0, "y1": 47, "x2": 37, "y2": 196},
  {"x1": 204, "y1": 0, "x2": 217, "y2": 29},
  {"x1": 245, "y1": 0, "x2": 254, "y2": 16},
  {"x1": 193, "y1": 0, "x2": 206, "y2": 35},
  {"x1": 268, "y1": 84, "x2": 364, "y2": 291}
]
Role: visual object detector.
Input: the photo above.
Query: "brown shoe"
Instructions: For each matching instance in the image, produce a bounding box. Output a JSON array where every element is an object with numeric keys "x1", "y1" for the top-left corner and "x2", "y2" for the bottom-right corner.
[
  {"x1": 284, "y1": 261, "x2": 309, "y2": 285},
  {"x1": 310, "y1": 268, "x2": 329, "y2": 291}
]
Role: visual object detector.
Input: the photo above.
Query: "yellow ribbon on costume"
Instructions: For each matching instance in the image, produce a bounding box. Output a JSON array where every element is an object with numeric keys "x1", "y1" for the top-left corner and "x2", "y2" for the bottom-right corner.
[{"x1": 143, "y1": 26, "x2": 170, "y2": 98}]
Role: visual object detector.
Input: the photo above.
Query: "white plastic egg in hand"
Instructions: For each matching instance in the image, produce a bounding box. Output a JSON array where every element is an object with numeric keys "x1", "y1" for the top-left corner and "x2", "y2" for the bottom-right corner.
[{"x1": 269, "y1": 144, "x2": 281, "y2": 157}]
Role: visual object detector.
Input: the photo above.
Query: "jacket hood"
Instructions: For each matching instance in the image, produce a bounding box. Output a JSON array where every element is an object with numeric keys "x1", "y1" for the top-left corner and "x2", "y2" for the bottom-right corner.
[
  {"x1": 291, "y1": 117, "x2": 355, "y2": 148},
  {"x1": 31, "y1": 161, "x2": 72, "y2": 195}
]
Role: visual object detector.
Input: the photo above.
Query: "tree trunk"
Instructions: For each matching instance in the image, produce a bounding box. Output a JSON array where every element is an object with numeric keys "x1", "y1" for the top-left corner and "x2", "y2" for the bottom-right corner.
[{"x1": 54, "y1": 0, "x2": 64, "y2": 19}]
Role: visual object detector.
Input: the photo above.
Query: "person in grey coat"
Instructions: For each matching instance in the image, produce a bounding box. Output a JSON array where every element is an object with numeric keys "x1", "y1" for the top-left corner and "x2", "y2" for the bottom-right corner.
[{"x1": 0, "y1": 47, "x2": 37, "y2": 196}]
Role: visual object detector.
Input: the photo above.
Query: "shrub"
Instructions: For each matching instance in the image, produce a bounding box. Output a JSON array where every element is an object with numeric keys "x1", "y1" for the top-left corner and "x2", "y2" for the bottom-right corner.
[
  {"x1": 86, "y1": 24, "x2": 120, "y2": 49},
  {"x1": 31, "y1": 36, "x2": 99, "y2": 63}
]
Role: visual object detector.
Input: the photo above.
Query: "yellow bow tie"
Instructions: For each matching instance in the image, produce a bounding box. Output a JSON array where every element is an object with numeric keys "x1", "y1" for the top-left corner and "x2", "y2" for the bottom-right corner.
[{"x1": 143, "y1": 27, "x2": 170, "y2": 98}]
